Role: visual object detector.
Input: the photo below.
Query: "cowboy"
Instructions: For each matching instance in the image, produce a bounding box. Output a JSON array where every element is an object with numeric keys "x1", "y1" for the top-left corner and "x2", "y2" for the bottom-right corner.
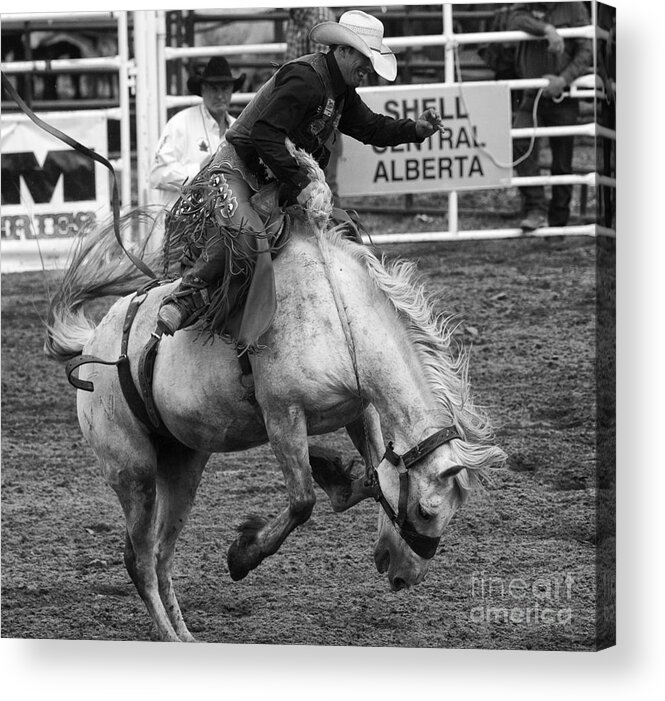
[
  {"x1": 157, "y1": 10, "x2": 446, "y2": 341},
  {"x1": 150, "y1": 56, "x2": 245, "y2": 212}
]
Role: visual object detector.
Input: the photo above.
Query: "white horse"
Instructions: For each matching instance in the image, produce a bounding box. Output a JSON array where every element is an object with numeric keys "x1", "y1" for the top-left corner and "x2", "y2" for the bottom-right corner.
[{"x1": 45, "y1": 160, "x2": 505, "y2": 642}]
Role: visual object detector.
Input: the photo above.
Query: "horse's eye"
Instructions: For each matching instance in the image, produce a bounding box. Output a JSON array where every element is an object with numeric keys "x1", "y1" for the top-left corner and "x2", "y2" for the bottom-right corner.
[{"x1": 418, "y1": 503, "x2": 433, "y2": 521}]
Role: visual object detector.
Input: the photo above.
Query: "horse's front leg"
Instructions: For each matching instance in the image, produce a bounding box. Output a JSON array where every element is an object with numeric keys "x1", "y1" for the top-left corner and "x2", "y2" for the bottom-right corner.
[
  {"x1": 227, "y1": 406, "x2": 315, "y2": 581},
  {"x1": 309, "y1": 405, "x2": 385, "y2": 512}
]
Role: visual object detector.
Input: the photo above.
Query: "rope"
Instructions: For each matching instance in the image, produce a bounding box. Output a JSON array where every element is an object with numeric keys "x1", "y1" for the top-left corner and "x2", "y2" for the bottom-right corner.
[
  {"x1": 450, "y1": 44, "x2": 545, "y2": 169},
  {"x1": 312, "y1": 224, "x2": 376, "y2": 487}
]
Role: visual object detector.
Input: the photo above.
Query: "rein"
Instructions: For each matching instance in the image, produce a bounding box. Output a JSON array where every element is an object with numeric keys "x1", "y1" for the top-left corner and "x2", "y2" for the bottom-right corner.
[
  {"x1": 310, "y1": 217, "x2": 375, "y2": 474},
  {"x1": 1, "y1": 71, "x2": 158, "y2": 281}
]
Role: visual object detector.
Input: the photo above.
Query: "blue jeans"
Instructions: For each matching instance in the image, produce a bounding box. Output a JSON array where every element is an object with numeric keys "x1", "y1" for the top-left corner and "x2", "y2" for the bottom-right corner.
[{"x1": 512, "y1": 93, "x2": 579, "y2": 226}]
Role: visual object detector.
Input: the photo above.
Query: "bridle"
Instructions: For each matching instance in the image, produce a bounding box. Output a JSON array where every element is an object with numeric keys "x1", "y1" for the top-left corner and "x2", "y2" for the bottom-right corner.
[{"x1": 369, "y1": 425, "x2": 461, "y2": 560}]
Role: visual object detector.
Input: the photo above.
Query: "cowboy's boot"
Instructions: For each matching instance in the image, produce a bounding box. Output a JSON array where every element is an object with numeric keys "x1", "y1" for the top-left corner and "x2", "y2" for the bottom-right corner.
[
  {"x1": 157, "y1": 230, "x2": 232, "y2": 335},
  {"x1": 157, "y1": 275, "x2": 210, "y2": 335}
]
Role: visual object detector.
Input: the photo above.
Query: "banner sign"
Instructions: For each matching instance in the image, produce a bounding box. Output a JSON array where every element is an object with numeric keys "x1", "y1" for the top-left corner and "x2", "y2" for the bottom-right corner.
[
  {"x1": 336, "y1": 82, "x2": 512, "y2": 196},
  {"x1": 1, "y1": 110, "x2": 110, "y2": 242}
]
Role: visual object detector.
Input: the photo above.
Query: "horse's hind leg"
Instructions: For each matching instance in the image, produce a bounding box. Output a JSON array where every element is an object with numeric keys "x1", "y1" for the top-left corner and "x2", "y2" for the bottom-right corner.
[
  {"x1": 153, "y1": 444, "x2": 209, "y2": 642},
  {"x1": 227, "y1": 407, "x2": 315, "y2": 581},
  {"x1": 308, "y1": 445, "x2": 369, "y2": 512},
  {"x1": 345, "y1": 404, "x2": 385, "y2": 472},
  {"x1": 105, "y1": 453, "x2": 183, "y2": 642},
  {"x1": 310, "y1": 405, "x2": 384, "y2": 512}
]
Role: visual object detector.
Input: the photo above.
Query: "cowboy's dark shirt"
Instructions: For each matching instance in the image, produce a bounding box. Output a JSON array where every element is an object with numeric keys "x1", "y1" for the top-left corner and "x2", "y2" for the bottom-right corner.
[{"x1": 250, "y1": 51, "x2": 425, "y2": 191}]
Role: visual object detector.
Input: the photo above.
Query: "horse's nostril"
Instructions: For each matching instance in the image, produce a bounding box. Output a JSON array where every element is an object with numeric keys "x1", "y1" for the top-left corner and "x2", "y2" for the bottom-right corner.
[
  {"x1": 392, "y1": 577, "x2": 408, "y2": 592},
  {"x1": 375, "y1": 549, "x2": 390, "y2": 573}
]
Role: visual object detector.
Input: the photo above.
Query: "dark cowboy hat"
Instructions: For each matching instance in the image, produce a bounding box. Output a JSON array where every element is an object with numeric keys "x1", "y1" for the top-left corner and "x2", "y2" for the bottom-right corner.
[{"x1": 187, "y1": 56, "x2": 246, "y2": 95}]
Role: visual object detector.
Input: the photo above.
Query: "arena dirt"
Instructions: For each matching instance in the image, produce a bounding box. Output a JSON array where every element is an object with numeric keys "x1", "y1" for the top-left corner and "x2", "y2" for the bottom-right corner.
[{"x1": 1, "y1": 233, "x2": 614, "y2": 650}]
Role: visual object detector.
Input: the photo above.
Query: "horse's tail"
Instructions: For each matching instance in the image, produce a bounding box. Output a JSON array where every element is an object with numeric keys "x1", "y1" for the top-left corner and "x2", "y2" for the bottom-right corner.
[{"x1": 44, "y1": 208, "x2": 164, "y2": 362}]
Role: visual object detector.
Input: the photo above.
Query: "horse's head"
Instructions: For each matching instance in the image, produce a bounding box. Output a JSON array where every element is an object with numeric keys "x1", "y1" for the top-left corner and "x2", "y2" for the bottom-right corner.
[{"x1": 372, "y1": 430, "x2": 505, "y2": 591}]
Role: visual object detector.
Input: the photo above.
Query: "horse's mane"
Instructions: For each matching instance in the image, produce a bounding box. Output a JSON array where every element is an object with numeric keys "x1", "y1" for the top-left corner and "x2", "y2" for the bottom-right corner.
[{"x1": 317, "y1": 228, "x2": 489, "y2": 433}]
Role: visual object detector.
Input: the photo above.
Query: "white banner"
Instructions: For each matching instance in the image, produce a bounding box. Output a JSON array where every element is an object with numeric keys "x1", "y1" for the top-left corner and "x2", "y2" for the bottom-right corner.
[
  {"x1": 1, "y1": 110, "x2": 110, "y2": 272},
  {"x1": 1, "y1": 110, "x2": 109, "y2": 242},
  {"x1": 337, "y1": 82, "x2": 512, "y2": 196}
]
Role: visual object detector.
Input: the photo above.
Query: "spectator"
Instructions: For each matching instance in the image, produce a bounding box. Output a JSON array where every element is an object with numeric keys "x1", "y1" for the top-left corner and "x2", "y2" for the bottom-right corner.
[
  {"x1": 508, "y1": 3, "x2": 592, "y2": 231},
  {"x1": 285, "y1": 6, "x2": 343, "y2": 206},
  {"x1": 284, "y1": 6, "x2": 337, "y2": 60},
  {"x1": 150, "y1": 56, "x2": 245, "y2": 213}
]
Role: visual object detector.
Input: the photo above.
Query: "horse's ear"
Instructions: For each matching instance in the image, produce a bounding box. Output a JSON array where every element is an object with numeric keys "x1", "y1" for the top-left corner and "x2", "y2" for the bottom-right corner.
[
  {"x1": 452, "y1": 466, "x2": 470, "y2": 490},
  {"x1": 437, "y1": 464, "x2": 464, "y2": 482}
]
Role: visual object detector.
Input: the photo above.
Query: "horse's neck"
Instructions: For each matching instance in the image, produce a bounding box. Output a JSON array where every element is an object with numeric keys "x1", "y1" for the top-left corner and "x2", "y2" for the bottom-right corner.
[
  {"x1": 293, "y1": 227, "x2": 442, "y2": 447},
  {"x1": 353, "y1": 297, "x2": 441, "y2": 448}
]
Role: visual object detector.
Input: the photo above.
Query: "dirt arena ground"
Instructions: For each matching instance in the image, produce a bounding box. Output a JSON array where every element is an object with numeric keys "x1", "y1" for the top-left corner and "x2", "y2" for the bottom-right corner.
[{"x1": 1, "y1": 230, "x2": 615, "y2": 650}]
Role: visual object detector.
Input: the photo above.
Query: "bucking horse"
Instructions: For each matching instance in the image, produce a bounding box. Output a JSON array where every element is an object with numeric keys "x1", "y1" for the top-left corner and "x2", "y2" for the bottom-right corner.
[{"x1": 44, "y1": 148, "x2": 506, "y2": 642}]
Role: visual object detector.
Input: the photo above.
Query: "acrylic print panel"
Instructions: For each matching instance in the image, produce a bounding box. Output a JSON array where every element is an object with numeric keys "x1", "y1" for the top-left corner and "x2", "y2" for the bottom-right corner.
[{"x1": 1, "y1": 0, "x2": 615, "y2": 650}]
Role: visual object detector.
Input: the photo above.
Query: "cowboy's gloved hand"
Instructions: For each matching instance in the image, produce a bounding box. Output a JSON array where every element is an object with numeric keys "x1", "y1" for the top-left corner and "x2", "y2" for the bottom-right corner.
[
  {"x1": 543, "y1": 74, "x2": 566, "y2": 98},
  {"x1": 544, "y1": 24, "x2": 565, "y2": 55},
  {"x1": 415, "y1": 108, "x2": 448, "y2": 138},
  {"x1": 278, "y1": 177, "x2": 307, "y2": 206},
  {"x1": 314, "y1": 145, "x2": 331, "y2": 170}
]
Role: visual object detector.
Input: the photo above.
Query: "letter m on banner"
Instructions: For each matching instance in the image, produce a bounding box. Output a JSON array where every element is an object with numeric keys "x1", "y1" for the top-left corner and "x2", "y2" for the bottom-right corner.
[{"x1": 2, "y1": 150, "x2": 95, "y2": 205}]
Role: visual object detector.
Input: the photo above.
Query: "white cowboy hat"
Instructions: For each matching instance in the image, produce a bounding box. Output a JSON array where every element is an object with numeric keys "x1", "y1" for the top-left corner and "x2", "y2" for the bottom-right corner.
[{"x1": 309, "y1": 10, "x2": 397, "y2": 82}]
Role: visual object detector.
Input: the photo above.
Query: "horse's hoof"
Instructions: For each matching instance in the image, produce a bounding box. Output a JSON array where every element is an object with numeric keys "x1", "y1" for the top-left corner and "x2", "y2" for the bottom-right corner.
[
  {"x1": 226, "y1": 515, "x2": 266, "y2": 581},
  {"x1": 227, "y1": 540, "x2": 251, "y2": 581}
]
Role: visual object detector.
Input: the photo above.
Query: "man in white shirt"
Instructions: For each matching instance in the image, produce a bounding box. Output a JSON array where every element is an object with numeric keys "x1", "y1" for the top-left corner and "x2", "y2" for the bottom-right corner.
[{"x1": 150, "y1": 56, "x2": 245, "y2": 213}]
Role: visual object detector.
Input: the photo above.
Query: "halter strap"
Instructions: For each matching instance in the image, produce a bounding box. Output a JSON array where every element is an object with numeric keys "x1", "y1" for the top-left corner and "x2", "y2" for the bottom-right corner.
[
  {"x1": 375, "y1": 425, "x2": 461, "y2": 560},
  {"x1": 374, "y1": 488, "x2": 440, "y2": 559},
  {"x1": 384, "y1": 426, "x2": 462, "y2": 469}
]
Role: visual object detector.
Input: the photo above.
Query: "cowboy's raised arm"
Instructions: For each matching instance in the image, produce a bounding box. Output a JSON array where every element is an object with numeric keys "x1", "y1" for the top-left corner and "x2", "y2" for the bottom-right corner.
[{"x1": 339, "y1": 90, "x2": 445, "y2": 145}]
